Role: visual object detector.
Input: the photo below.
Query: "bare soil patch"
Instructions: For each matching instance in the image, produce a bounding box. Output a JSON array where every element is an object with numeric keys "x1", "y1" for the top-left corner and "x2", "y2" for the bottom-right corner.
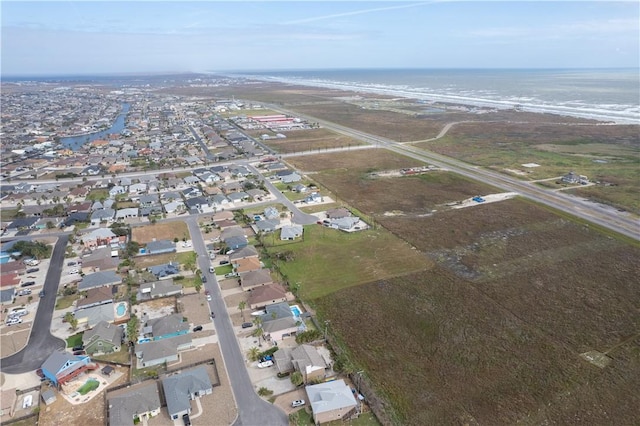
[{"x1": 131, "y1": 222, "x2": 190, "y2": 244}]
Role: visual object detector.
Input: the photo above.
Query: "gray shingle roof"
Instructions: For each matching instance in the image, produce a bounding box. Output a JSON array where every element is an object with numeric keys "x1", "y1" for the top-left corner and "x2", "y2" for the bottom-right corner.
[
  {"x1": 79, "y1": 271, "x2": 121, "y2": 291},
  {"x1": 108, "y1": 382, "x2": 161, "y2": 426},
  {"x1": 162, "y1": 366, "x2": 213, "y2": 417},
  {"x1": 306, "y1": 379, "x2": 357, "y2": 415}
]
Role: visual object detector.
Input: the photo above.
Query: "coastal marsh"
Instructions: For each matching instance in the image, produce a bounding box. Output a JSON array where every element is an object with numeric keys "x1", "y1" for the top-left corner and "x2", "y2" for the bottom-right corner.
[{"x1": 281, "y1": 148, "x2": 640, "y2": 425}]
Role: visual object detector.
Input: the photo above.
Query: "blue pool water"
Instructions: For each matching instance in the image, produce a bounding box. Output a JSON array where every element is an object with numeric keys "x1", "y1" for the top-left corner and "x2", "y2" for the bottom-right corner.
[
  {"x1": 290, "y1": 305, "x2": 301, "y2": 317},
  {"x1": 116, "y1": 303, "x2": 126, "y2": 316},
  {"x1": 0, "y1": 253, "x2": 10, "y2": 264}
]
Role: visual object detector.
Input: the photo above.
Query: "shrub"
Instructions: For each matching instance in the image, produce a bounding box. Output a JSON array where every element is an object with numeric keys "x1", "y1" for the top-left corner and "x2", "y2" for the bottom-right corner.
[
  {"x1": 257, "y1": 387, "x2": 273, "y2": 397},
  {"x1": 295, "y1": 329, "x2": 322, "y2": 344}
]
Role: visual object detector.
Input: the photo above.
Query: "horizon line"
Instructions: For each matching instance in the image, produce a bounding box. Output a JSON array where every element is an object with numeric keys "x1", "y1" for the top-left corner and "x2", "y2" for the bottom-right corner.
[{"x1": 3, "y1": 66, "x2": 639, "y2": 80}]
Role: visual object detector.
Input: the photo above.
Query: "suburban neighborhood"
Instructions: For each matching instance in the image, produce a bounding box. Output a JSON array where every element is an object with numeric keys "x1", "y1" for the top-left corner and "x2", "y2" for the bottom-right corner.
[{"x1": 0, "y1": 80, "x2": 371, "y2": 426}]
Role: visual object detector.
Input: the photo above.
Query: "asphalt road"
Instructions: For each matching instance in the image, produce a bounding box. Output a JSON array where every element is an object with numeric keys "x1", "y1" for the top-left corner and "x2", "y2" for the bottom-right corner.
[
  {"x1": 188, "y1": 125, "x2": 215, "y2": 161},
  {"x1": 244, "y1": 163, "x2": 318, "y2": 225},
  {"x1": 186, "y1": 217, "x2": 288, "y2": 426},
  {"x1": 0, "y1": 235, "x2": 68, "y2": 373},
  {"x1": 270, "y1": 104, "x2": 640, "y2": 241}
]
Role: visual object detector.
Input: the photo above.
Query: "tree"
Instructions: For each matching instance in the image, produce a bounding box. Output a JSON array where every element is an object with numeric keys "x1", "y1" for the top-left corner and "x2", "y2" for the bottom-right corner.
[
  {"x1": 238, "y1": 300, "x2": 246, "y2": 322},
  {"x1": 247, "y1": 346, "x2": 260, "y2": 362},
  {"x1": 252, "y1": 316, "x2": 264, "y2": 346},
  {"x1": 46, "y1": 221, "x2": 55, "y2": 229},
  {"x1": 125, "y1": 241, "x2": 140, "y2": 258},
  {"x1": 126, "y1": 316, "x2": 139, "y2": 344},
  {"x1": 194, "y1": 280, "x2": 202, "y2": 293},
  {"x1": 64, "y1": 312, "x2": 78, "y2": 331},
  {"x1": 290, "y1": 371, "x2": 304, "y2": 387},
  {"x1": 13, "y1": 241, "x2": 51, "y2": 259}
]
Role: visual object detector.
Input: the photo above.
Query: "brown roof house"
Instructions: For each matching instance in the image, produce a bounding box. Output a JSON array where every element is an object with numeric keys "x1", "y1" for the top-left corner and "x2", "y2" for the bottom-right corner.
[
  {"x1": 240, "y1": 268, "x2": 273, "y2": 291},
  {"x1": 248, "y1": 283, "x2": 288, "y2": 310},
  {"x1": 233, "y1": 257, "x2": 261, "y2": 274}
]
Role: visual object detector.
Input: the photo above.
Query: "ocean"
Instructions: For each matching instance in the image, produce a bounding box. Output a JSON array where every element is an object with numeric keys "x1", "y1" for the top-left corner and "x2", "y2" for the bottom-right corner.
[{"x1": 231, "y1": 68, "x2": 640, "y2": 124}]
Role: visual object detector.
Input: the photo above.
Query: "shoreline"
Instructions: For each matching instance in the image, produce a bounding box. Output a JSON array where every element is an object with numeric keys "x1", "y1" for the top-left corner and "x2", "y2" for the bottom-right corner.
[{"x1": 232, "y1": 74, "x2": 639, "y2": 125}]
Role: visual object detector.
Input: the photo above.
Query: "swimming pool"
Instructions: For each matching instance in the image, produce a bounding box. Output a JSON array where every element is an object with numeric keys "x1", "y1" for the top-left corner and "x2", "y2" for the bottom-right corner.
[
  {"x1": 290, "y1": 305, "x2": 301, "y2": 317},
  {"x1": 115, "y1": 302, "x2": 127, "y2": 317}
]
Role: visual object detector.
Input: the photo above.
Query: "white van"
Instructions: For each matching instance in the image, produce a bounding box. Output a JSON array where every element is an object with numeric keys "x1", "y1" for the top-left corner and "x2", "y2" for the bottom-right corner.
[
  {"x1": 10, "y1": 308, "x2": 27, "y2": 317},
  {"x1": 209, "y1": 266, "x2": 214, "y2": 273}
]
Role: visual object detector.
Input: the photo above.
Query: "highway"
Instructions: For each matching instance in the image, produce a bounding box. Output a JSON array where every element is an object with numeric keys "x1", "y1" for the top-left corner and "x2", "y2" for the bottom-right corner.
[
  {"x1": 186, "y1": 216, "x2": 287, "y2": 426},
  {"x1": 269, "y1": 105, "x2": 640, "y2": 241}
]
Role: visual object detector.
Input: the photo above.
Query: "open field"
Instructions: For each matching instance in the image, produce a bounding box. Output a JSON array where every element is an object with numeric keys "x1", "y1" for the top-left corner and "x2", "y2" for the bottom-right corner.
[
  {"x1": 411, "y1": 121, "x2": 640, "y2": 212},
  {"x1": 280, "y1": 149, "x2": 640, "y2": 424},
  {"x1": 288, "y1": 148, "x2": 424, "y2": 174},
  {"x1": 131, "y1": 222, "x2": 189, "y2": 244},
  {"x1": 250, "y1": 128, "x2": 365, "y2": 154},
  {"x1": 132, "y1": 251, "x2": 196, "y2": 270},
  {"x1": 264, "y1": 225, "x2": 426, "y2": 300}
]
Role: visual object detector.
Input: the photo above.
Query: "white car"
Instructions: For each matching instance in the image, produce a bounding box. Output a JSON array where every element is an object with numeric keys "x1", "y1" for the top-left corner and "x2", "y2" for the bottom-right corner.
[
  {"x1": 6, "y1": 318, "x2": 22, "y2": 326},
  {"x1": 206, "y1": 294, "x2": 212, "y2": 301},
  {"x1": 69, "y1": 269, "x2": 79, "y2": 274},
  {"x1": 257, "y1": 360, "x2": 274, "y2": 368},
  {"x1": 291, "y1": 399, "x2": 306, "y2": 408}
]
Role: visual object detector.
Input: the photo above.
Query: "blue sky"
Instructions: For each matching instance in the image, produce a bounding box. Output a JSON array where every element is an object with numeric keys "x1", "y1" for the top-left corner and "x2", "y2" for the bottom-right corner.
[{"x1": 1, "y1": 1, "x2": 638, "y2": 76}]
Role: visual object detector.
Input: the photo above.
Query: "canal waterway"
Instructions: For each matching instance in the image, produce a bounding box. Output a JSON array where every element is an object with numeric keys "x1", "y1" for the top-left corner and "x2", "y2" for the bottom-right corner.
[{"x1": 60, "y1": 102, "x2": 130, "y2": 151}]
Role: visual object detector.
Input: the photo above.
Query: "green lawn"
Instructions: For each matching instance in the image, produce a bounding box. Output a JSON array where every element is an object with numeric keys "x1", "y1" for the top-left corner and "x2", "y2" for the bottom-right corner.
[
  {"x1": 86, "y1": 189, "x2": 109, "y2": 201},
  {"x1": 55, "y1": 295, "x2": 77, "y2": 310},
  {"x1": 215, "y1": 264, "x2": 233, "y2": 275},
  {"x1": 77, "y1": 379, "x2": 99, "y2": 395},
  {"x1": 179, "y1": 275, "x2": 202, "y2": 288},
  {"x1": 264, "y1": 225, "x2": 426, "y2": 300},
  {"x1": 66, "y1": 332, "x2": 84, "y2": 348},
  {"x1": 93, "y1": 347, "x2": 131, "y2": 364}
]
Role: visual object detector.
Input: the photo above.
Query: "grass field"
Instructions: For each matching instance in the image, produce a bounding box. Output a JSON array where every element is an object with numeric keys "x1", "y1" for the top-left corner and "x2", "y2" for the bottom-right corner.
[
  {"x1": 264, "y1": 224, "x2": 426, "y2": 300},
  {"x1": 86, "y1": 189, "x2": 109, "y2": 201},
  {"x1": 257, "y1": 128, "x2": 365, "y2": 154},
  {"x1": 280, "y1": 149, "x2": 640, "y2": 424},
  {"x1": 133, "y1": 251, "x2": 197, "y2": 269},
  {"x1": 131, "y1": 222, "x2": 190, "y2": 244}
]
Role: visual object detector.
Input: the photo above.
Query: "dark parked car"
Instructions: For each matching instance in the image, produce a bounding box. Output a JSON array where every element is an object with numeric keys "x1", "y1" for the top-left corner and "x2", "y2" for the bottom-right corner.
[
  {"x1": 219, "y1": 260, "x2": 229, "y2": 265},
  {"x1": 241, "y1": 322, "x2": 253, "y2": 329},
  {"x1": 193, "y1": 325, "x2": 203, "y2": 332},
  {"x1": 21, "y1": 281, "x2": 36, "y2": 287},
  {"x1": 39, "y1": 290, "x2": 45, "y2": 297},
  {"x1": 67, "y1": 261, "x2": 76, "y2": 266},
  {"x1": 72, "y1": 345, "x2": 84, "y2": 351},
  {"x1": 201, "y1": 275, "x2": 207, "y2": 283},
  {"x1": 183, "y1": 413, "x2": 191, "y2": 426},
  {"x1": 26, "y1": 268, "x2": 39, "y2": 273}
]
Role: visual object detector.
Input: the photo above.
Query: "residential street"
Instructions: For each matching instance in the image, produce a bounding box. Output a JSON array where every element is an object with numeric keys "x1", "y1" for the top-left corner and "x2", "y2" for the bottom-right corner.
[
  {"x1": 186, "y1": 216, "x2": 288, "y2": 426},
  {"x1": 0, "y1": 236, "x2": 68, "y2": 373}
]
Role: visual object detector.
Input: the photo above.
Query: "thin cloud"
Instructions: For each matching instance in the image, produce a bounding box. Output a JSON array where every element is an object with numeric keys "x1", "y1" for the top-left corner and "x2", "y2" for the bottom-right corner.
[{"x1": 282, "y1": 2, "x2": 431, "y2": 25}]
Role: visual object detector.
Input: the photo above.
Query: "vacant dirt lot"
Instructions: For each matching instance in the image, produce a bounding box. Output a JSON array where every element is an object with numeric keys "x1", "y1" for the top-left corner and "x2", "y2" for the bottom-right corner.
[{"x1": 131, "y1": 222, "x2": 190, "y2": 244}]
